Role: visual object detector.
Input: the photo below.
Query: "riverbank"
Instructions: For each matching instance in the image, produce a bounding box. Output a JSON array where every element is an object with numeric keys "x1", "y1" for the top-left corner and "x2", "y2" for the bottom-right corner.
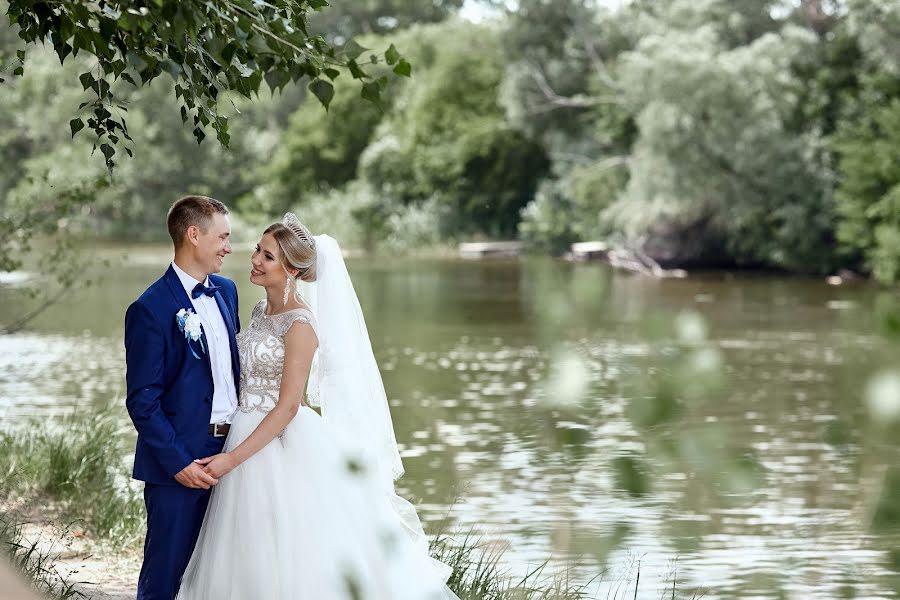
[
  {"x1": 2, "y1": 499, "x2": 138, "y2": 600},
  {"x1": 4, "y1": 499, "x2": 638, "y2": 600},
  {"x1": 5, "y1": 504, "x2": 680, "y2": 600},
  {"x1": 0, "y1": 413, "x2": 617, "y2": 600}
]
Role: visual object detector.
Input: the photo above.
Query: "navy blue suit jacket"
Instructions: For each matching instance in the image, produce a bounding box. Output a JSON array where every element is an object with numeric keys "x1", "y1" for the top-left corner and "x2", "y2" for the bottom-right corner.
[{"x1": 124, "y1": 265, "x2": 240, "y2": 485}]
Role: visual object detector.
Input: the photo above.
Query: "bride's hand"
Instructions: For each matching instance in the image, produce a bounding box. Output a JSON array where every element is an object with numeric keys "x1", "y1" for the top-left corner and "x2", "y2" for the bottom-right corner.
[{"x1": 196, "y1": 453, "x2": 238, "y2": 479}]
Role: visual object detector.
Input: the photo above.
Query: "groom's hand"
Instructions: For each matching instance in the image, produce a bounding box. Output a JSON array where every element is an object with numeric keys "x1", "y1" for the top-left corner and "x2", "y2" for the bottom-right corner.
[{"x1": 175, "y1": 462, "x2": 219, "y2": 489}]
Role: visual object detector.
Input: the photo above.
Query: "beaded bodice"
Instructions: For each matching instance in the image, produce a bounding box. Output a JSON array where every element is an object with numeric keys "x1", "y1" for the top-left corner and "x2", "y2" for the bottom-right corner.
[{"x1": 236, "y1": 300, "x2": 317, "y2": 413}]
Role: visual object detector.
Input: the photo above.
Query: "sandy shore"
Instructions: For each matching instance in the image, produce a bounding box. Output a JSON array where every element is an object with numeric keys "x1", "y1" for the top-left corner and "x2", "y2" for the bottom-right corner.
[{"x1": 5, "y1": 500, "x2": 139, "y2": 600}]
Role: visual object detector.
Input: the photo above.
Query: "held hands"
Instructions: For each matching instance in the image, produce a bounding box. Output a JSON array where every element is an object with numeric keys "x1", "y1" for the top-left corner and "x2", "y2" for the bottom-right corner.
[
  {"x1": 175, "y1": 462, "x2": 219, "y2": 489},
  {"x1": 195, "y1": 452, "x2": 238, "y2": 479}
]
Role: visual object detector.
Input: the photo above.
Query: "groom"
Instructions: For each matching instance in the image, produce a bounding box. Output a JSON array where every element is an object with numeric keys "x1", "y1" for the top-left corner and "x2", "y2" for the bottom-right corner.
[{"x1": 124, "y1": 195, "x2": 241, "y2": 600}]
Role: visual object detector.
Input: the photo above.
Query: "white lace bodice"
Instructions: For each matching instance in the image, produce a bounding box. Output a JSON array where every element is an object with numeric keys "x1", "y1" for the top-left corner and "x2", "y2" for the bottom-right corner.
[{"x1": 236, "y1": 300, "x2": 317, "y2": 413}]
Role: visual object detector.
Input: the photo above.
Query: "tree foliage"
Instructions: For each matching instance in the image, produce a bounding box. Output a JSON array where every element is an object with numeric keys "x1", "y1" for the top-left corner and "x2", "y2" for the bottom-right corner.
[
  {"x1": 830, "y1": 0, "x2": 900, "y2": 283},
  {"x1": 3, "y1": 0, "x2": 409, "y2": 170},
  {"x1": 834, "y1": 99, "x2": 900, "y2": 283},
  {"x1": 256, "y1": 75, "x2": 384, "y2": 216},
  {"x1": 359, "y1": 21, "x2": 550, "y2": 237},
  {"x1": 610, "y1": 18, "x2": 837, "y2": 271},
  {"x1": 512, "y1": 0, "x2": 900, "y2": 279},
  {"x1": 4, "y1": 0, "x2": 900, "y2": 288}
]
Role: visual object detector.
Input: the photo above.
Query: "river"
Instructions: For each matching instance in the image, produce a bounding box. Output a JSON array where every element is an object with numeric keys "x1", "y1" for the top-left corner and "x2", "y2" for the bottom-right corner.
[{"x1": 1, "y1": 244, "x2": 899, "y2": 599}]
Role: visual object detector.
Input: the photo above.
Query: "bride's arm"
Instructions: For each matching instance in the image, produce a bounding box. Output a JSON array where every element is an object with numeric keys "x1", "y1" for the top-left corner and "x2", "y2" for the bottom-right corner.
[{"x1": 197, "y1": 321, "x2": 318, "y2": 479}]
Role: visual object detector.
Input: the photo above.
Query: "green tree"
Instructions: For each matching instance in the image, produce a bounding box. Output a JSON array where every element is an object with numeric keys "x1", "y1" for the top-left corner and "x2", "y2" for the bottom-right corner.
[
  {"x1": 830, "y1": 0, "x2": 900, "y2": 283},
  {"x1": 502, "y1": 0, "x2": 636, "y2": 250},
  {"x1": 3, "y1": 0, "x2": 408, "y2": 169},
  {"x1": 360, "y1": 21, "x2": 549, "y2": 237},
  {"x1": 0, "y1": 0, "x2": 409, "y2": 331},
  {"x1": 255, "y1": 78, "x2": 384, "y2": 216},
  {"x1": 833, "y1": 99, "x2": 900, "y2": 283},
  {"x1": 605, "y1": 8, "x2": 838, "y2": 272},
  {"x1": 0, "y1": 37, "x2": 304, "y2": 237}
]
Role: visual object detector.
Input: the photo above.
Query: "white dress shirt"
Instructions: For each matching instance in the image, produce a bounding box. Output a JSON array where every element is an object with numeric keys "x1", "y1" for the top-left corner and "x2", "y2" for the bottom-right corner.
[{"x1": 172, "y1": 261, "x2": 239, "y2": 424}]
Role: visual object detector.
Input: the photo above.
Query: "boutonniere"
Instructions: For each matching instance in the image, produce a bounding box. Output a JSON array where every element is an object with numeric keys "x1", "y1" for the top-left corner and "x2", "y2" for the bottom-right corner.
[{"x1": 176, "y1": 308, "x2": 206, "y2": 359}]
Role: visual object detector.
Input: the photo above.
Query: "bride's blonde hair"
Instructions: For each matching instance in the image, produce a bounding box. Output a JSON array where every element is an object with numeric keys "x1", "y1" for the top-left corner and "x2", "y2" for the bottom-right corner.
[{"x1": 264, "y1": 223, "x2": 317, "y2": 282}]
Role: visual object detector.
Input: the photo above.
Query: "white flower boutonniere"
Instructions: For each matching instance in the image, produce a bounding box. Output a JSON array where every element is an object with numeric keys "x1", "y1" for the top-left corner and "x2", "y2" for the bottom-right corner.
[{"x1": 176, "y1": 308, "x2": 206, "y2": 359}]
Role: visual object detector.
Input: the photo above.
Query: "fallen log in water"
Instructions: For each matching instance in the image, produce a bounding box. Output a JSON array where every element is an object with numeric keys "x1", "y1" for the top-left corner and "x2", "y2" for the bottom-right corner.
[
  {"x1": 570, "y1": 240, "x2": 688, "y2": 278},
  {"x1": 459, "y1": 241, "x2": 524, "y2": 259}
]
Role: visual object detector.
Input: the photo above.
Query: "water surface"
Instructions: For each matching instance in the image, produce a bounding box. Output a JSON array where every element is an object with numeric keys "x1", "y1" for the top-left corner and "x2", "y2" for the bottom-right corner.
[{"x1": 1, "y1": 245, "x2": 898, "y2": 599}]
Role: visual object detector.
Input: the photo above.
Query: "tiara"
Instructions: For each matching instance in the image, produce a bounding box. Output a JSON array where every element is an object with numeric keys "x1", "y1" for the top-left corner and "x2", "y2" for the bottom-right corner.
[{"x1": 282, "y1": 212, "x2": 316, "y2": 249}]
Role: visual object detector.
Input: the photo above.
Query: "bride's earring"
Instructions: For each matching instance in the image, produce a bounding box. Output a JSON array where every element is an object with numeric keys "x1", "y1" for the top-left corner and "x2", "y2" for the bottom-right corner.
[{"x1": 283, "y1": 276, "x2": 291, "y2": 307}]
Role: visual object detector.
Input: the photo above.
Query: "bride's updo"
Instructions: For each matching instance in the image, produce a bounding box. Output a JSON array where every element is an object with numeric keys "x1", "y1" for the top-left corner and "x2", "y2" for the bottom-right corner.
[{"x1": 264, "y1": 214, "x2": 317, "y2": 282}]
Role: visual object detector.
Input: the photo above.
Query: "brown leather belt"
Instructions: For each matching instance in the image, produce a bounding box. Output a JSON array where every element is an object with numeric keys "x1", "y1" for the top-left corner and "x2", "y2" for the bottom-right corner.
[{"x1": 208, "y1": 422, "x2": 231, "y2": 438}]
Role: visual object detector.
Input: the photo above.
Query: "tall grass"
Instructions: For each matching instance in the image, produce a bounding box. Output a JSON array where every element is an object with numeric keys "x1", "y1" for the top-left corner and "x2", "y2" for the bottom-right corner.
[
  {"x1": 431, "y1": 532, "x2": 593, "y2": 600},
  {"x1": 431, "y1": 533, "x2": 705, "y2": 600},
  {"x1": 0, "y1": 510, "x2": 85, "y2": 599},
  {"x1": 0, "y1": 407, "x2": 144, "y2": 548}
]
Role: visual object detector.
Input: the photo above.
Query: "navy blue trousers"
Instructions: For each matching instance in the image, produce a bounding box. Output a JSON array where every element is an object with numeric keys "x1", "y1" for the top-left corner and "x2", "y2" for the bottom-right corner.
[{"x1": 137, "y1": 435, "x2": 225, "y2": 600}]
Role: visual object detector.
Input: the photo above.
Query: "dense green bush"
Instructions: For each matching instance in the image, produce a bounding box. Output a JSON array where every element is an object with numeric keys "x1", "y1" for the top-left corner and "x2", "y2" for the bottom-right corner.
[
  {"x1": 834, "y1": 99, "x2": 900, "y2": 282},
  {"x1": 359, "y1": 21, "x2": 551, "y2": 238}
]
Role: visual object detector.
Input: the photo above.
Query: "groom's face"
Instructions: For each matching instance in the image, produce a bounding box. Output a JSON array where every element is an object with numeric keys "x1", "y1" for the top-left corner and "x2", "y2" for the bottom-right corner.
[{"x1": 195, "y1": 213, "x2": 232, "y2": 275}]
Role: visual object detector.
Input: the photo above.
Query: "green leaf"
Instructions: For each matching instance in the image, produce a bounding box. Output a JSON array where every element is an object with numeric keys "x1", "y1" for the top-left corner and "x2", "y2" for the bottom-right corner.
[
  {"x1": 343, "y1": 39, "x2": 367, "y2": 61},
  {"x1": 347, "y1": 59, "x2": 366, "y2": 79},
  {"x1": 361, "y1": 81, "x2": 381, "y2": 104},
  {"x1": 264, "y1": 69, "x2": 290, "y2": 93},
  {"x1": 393, "y1": 58, "x2": 411, "y2": 77},
  {"x1": 69, "y1": 118, "x2": 84, "y2": 138},
  {"x1": 323, "y1": 68, "x2": 340, "y2": 80},
  {"x1": 247, "y1": 71, "x2": 263, "y2": 95},
  {"x1": 56, "y1": 43, "x2": 72, "y2": 64},
  {"x1": 384, "y1": 44, "x2": 400, "y2": 66},
  {"x1": 79, "y1": 72, "x2": 94, "y2": 90},
  {"x1": 100, "y1": 143, "x2": 115, "y2": 161},
  {"x1": 308, "y1": 79, "x2": 334, "y2": 109}
]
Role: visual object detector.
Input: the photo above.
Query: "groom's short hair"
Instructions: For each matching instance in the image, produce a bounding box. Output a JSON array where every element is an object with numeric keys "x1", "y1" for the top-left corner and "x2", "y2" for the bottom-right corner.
[{"x1": 167, "y1": 195, "x2": 229, "y2": 248}]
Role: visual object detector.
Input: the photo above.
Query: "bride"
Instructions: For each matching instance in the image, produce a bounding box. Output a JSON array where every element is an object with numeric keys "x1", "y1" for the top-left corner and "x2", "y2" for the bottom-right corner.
[{"x1": 176, "y1": 214, "x2": 458, "y2": 600}]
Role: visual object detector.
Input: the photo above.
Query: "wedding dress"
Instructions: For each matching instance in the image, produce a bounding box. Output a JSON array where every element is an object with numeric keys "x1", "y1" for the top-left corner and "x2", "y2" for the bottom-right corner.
[{"x1": 176, "y1": 293, "x2": 458, "y2": 600}]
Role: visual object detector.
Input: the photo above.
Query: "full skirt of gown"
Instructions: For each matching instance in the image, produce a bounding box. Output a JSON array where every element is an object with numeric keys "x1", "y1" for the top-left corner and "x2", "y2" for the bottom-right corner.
[{"x1": 175, "y1": 406, "x2": 456, "y2": 600}]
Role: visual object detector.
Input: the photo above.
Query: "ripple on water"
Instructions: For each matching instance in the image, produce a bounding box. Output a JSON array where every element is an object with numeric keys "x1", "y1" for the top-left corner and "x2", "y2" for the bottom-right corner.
[
  {"x1": 0, "y1": 332, "x2": 123, "y2": 421},
  {"x1": 5, "y1": 266, "x2": 900, "y2": 600}
]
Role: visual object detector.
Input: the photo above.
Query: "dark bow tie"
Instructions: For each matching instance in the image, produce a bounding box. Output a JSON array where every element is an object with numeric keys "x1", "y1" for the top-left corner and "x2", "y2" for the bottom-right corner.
[{"x1": 192, "y1": 282, "x2": 221, "y2": 299}]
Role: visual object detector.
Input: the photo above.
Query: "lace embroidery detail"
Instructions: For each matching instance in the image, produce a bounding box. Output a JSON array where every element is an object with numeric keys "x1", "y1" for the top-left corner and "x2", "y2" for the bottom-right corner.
[{"x1": 236, "y1": 300, "x2": 316, "y2": 414}]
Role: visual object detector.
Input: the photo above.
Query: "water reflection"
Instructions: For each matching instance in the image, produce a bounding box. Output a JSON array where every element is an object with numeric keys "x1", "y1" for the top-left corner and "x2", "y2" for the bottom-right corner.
[{"x1": 1, "y1": 249, "x2": 899, "y2": 598}]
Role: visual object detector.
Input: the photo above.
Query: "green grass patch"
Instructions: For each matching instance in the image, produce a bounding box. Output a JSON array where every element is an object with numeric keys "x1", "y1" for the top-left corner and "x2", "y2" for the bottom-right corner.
[{"x1": 0, "y1": 408, "x2": 144, "y2": 549}]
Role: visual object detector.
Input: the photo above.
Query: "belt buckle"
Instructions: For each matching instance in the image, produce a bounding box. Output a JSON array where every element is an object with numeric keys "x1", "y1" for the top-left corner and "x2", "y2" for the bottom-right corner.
[{"x1": 213, "y1": 423, "x2": 226, "y2": 438}]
